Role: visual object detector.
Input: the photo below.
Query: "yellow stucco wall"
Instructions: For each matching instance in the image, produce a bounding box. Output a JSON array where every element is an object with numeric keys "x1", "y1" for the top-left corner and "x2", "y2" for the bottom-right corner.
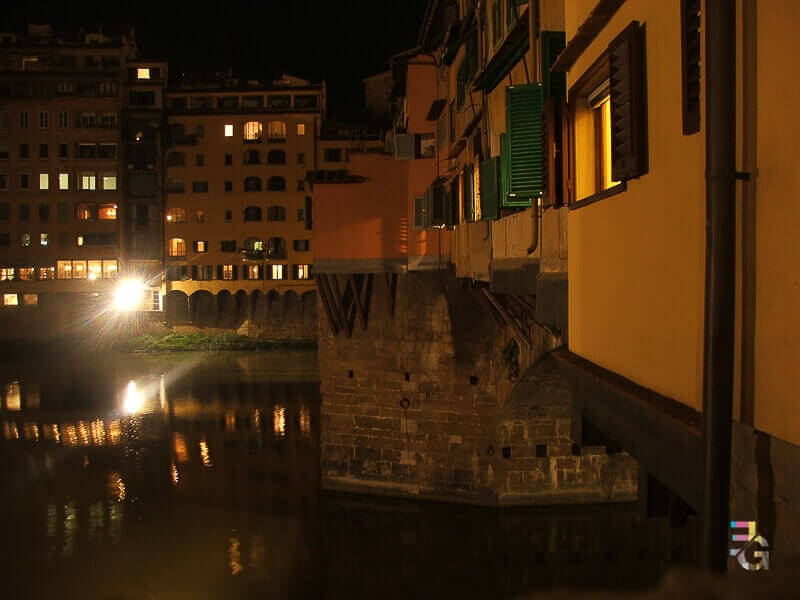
[
  {"x1": 753, "y1": 0, "x2": 800, "y2": 445},
  {"x1": 566, "y1": 0, "x2": 706, "y2": 410}
]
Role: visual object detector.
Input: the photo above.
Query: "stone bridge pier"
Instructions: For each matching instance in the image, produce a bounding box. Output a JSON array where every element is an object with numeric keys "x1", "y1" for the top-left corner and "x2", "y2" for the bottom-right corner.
[{"x1": 316, "y1": 270, "x2": 637, "y2": 506}]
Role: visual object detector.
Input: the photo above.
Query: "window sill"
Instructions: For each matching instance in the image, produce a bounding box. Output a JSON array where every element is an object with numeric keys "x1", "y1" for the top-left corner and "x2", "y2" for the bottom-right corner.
[{"x1": 569, "y1": 181, "x2": 627, "y2": 210}]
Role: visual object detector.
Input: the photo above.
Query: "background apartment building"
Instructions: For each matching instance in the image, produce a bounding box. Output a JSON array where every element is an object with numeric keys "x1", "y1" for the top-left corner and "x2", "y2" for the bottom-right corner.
[
  {"x1": 162, "y1": 76, "x2": 324, "y2": 326},
  {"x1": 0, "y1": 25, "x2": 161, "y2": 336}
]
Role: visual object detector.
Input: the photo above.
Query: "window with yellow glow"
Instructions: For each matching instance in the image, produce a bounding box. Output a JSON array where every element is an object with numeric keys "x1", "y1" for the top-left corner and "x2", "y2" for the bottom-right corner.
[
  {"x1": 77, "y1": 203, "x2": 93, "y2": 220},
  {"x1": 271, "y1": 264, "x2": 285, "y2": 280},
  {"x1": 23, "y1": 293, "x2": 37, "y2": 305},
  {"x1": 19, "y1": 268, "x2": 34, "y2": 281},
  {"x1": 77, "y1": 235, "x2": 84, "y2": 246},
  {"x1": 57, "y1": 260, "x2": 72, "y2": 279},
  {"x1": 87, "y1": 260, "x2": 102, "y2": 280},
  {"x1": 2, "y1": 293, "x2": 18, "y2": 306},
  {"x1": 58, "y1": 173, "x2": 69, "y2": 190},
  {"x1": 102, "y1": 173, "x2": 117, "y2": 190},
  {"x1": 39, "y1": 267, "x2": 54, "y2": 280},
  {"x1": 166, "y1": 208, "x2": 186, "y2": 223},
  {"x1": 243, "y1": 121, "x2": 263, "y2": 141},
  {"x1": 295, "y1": 264, "x2": 310, "y2": 280},
  {"x1": 224, "y1": 124, "x2": 233, "y2": 137},
  {"x1": 136, "y1": 68, "x2": 151, "y2": 80},
  {"x1": 39, "y1": 173, "x2": 49, "y2": 190},
  {"x1": 102, "y1": 260, "x2": 117, "y2": 278},
  {"x1": 98, "y1": 204, "x2": 117, "y2": 219},
  {"x1": 593, "y1": 95, "x2": 620, "y2": 192},
  {"x1": 222, "y1": 265, "x2": 234, "y2": 280},
  {"x1": 168, "y1": 238, "x2": 186, "y2": 257},
  {"x1": 72, "y1": 260, "x2": 87, "y2": 279},
  {"x1": 0, "y1": 268, "x2": 14, "y2": 281},
  {"x1": 267, "y1": 121, "x2": 287, "y2": 141},
  {"x1": 296, "y1": 122, "x2": 306, "y2": 136},
  {"x1": 80, "y1": 173, "x2": 96, "y2": 191}
]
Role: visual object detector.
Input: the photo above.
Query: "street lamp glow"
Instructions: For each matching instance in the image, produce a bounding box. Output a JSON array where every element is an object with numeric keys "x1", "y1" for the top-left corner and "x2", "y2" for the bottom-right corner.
[
  {"x1": 113, "y1": 279, "x2": 145, "y2": 311},
  {"x1": 123, "y1": 380, "x2": 143, "y2": 414}
]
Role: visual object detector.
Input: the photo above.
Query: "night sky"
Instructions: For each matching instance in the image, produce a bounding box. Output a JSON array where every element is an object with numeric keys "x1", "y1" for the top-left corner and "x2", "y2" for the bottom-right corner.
[{"x1": 3, "y1": 0, "x2": 430, "y2": 120}]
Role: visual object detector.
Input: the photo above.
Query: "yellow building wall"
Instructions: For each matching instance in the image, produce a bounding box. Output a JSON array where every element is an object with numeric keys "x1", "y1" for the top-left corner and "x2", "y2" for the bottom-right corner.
[
  {"x1": 753, "y1": 0, "x2": 800, "y2": 445},
  {"x1": 566, "y1": 0, "x2": 706, "y2": 410}
]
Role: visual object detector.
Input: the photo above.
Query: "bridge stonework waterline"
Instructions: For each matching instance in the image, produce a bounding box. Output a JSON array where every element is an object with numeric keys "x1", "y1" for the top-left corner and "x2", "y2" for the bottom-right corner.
[
  {"x1": 317, "y1": 270, "x2": 637, "y2": 506},
  {"x1": 165, "y1": 289, "x2": 318, "y2": 339}
]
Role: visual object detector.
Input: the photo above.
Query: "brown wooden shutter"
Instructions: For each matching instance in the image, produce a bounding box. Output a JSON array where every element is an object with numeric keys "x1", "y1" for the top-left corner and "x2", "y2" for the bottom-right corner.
[
  {"x1": 608, "y1": 21, "x2": 648, "y2": 182},
  {"x1": 681, "y1": 0, "x2": 701, "y2": 134},
  {"x1": 542, "y1": 97, "x2": 569, "y2": 208}
]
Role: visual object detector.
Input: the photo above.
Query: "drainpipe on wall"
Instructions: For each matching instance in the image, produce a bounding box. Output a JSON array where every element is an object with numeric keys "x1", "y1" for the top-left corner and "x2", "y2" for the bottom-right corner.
[
  {"x1": 701, "y1": 0, "x2": 736, "y2": 573},
  {"x1": 526, "y1": 201, "x2": 539, "y2": 255}
]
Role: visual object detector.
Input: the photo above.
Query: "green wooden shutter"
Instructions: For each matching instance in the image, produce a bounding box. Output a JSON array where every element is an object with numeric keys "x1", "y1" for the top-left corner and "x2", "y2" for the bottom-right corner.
[
  {"x1": 463, "y1": 164, "x2": 474, "y2": 221},
  {"x1": 504, "y1": 83, "x2": 544, "y2": 206},
  {"x1": 541, "y1": 31, "x2": 567, "y2": 98},
  {"x1": 500, "y1": 132, "x2": 510, "y2": 205},
  {"x1": 479, "y1": 157, "x2": 500, "y2": 220}
]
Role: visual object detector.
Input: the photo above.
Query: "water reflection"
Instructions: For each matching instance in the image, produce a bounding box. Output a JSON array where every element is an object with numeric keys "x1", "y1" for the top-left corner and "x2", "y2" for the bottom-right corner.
[{"x1": 0, "y1": 350, "x2": 689, "y2": 599}]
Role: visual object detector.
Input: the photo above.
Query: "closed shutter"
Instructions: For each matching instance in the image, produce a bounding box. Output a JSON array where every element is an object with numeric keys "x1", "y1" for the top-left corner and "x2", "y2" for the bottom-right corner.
[
  {"x1": 304, "y1": 196, "x2": 312, "y2": 230},
  {"x1": 217, "y1": 265, "x2": 223, "y2": 280},
  {"x1": 500, "y1": 133, "x2": 509, "y2": 205},
  {"x1": 681, "y1": 0, "x2": 701, "y2": 134},
  {"x1": 479, "y1": 157, "x2": 501, "y2": 220},
  {"x1": 448, "y1": 178, "x2": 460, "y2": 226},
  {"x1": 431, "y1": 184, "x2": 447, "y2": 227},
  {"x1": 413, "y1": 196, "x2": 428, "y2": 231},
  {"x1": 504, "y1": 83, "x2": 544, "y2": 206},
  {"x1": 191, "y1": 265, "x2": 198, "y2": 280},
  {"x1": 463, "y1": 164, "x2": 475, "y2": 221},
  {"x1": 609, "y1": 21, "x2": 648, "y2": 181},
  {"x1": 541, "y1": 97, "x2": 568, "y2": 208},
  {"x1": 231, "y1": 265, "x2": 238, "y2": 281},
  {"x1": 540, "y1": 31, "x2": 567, "y2": 98}
]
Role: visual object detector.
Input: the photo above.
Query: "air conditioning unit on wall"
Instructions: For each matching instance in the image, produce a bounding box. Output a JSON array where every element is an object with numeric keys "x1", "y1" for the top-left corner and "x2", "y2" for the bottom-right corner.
[{"x1": 393, "y1": 133, "x2": 415, "y2": 160}]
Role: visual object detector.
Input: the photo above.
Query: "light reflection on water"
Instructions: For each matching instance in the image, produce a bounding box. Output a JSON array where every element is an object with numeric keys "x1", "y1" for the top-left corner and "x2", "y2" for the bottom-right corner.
[{"x1": 0, "y1": 350, "x2": 685, "y2": 599}]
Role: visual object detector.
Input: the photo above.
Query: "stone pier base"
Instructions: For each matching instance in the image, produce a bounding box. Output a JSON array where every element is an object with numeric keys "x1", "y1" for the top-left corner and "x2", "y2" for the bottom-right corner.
[{"x1": 317, "y1": 270, "x2": 636, "y2": 506}]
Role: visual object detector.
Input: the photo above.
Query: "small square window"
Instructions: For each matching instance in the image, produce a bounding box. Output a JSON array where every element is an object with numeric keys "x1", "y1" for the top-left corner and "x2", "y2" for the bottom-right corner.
[
  {"x1": 296, "y1": 123, "x2": 306, "y2": 136},
  {"x1": 3, "y1": 293, "x2": 18, "y2": 306},
  {"x1": 39, "y1": 233, "x2": 48, "y2": 246},
  {"x1": 0, "y1": 174, "x2": 6, "y2": 190},
  {"x1": 20, "y1": 174, "x2": 29, "y2": 190},
  {"x1": 224, "y1": 124, "x2": 234, "y2": 137},
  {"x1": 225, "y1": 153, "x2": 232, "y2": 166},
  {"x1": 136, "y1": 68, "x2": 151, "y2": 80},
  {"x1": 224, "y1": 181, "x2": 232, "y2": 192},
  {"x1": 23, "y1": 293, "x2": 37, "y2": 306},
  {"x1": 297, "y1": 209, "x2": 305, "y2": 221},
  {"x1": 195, "y1": 125, "x2": 205, "y2": 137},
  {"x1": 196, "y1": 153, "x2": 204, "y2": 166},
  {"x1": 39, "y1": 173, "x2": 49, "y2": 190},
  {"x1": 19, "y1": 144, "x2": 29, "y2": 159},
  {"x1": 297, "y1": 152, "x2": 305, "y2": 166},
  {"x1": 59, "y1": 143, "x2": 68, "y2": 159},
  {"x1": 58, "y1": 173, "x2": 69, "y2": 190},
  {"x1": 39, "y1": 144, "x2": 48, "y2": 159},
  {"x1": 225, "y1": 209, "x2": 232, "y2": 222},
  {"x1": 297, "y1": 179, "x2": 305, "y2": 191},
  {"x1": 102, "y1": 174, "x2": 117, "y2": 190},
  {"x1": 21, "y1": 233, "x2": 31, "y2": 247}
]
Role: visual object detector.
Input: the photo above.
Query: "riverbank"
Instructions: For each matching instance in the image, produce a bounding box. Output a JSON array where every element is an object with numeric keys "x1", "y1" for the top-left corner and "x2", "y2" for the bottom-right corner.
[{"x1": 120, "y1": 331, "x2": 317, "y2": 352}]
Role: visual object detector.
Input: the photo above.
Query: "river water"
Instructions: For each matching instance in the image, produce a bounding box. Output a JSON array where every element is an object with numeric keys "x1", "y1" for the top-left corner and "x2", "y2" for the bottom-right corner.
[{"x1": 0, "y1": 350, "x2": 695, "y2": 599}]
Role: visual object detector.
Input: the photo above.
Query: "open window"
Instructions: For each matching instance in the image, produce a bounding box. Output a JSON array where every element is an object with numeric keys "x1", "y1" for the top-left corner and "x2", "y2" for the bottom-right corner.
[
  {"x1": 567, "y1": 21, "x2": 648, "y2": 207},
  {"x1": 244, "y1": 121, "x2": 263, "y2": 142}
]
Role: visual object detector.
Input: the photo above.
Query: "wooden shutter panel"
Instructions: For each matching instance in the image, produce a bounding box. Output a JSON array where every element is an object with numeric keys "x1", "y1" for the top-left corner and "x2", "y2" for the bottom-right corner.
[
  {"x1": 500, "y1": 133, "x2": 509, "y2": 204},
  {"x1": 541, "y1": 97, "x2": 569, "y2": 208},
  {"x1": 479, "y1": 156, "x2": 500, "y2": 220},
  {"x1": 463, "y1": 164, "x2": 475, "y2": 221},
  {"x1": 541, "y1": 31, "x2": 567, "y2": 98},
  {"x1": 609, "y1": 21, "x2": 648, "y2": 182},
  {"x1": 414, "y1": 196, "x2": 425, "y2": 231},
  {"x1": 191, "y1": 265, "x2": 198, "y2": 280},
  {"x1": 504, "y1": 83, "x2": 544, "y2": 206},
  {"x1": 431, "y1": 184, "x2": 447, "y2": 227},
  {"x1": 217, "y1": 265, "x2": 223, "y2": 280},
  {"x1": 448, "y1": 178, "x2": 460, "y2": 226},
  {"x1": 232, "y1": 265, "x2": 238, "y2": 281},
  {"x1": 681, "y1": 0, "x2": 701, "y2": 134},
  {"x1": 304, "y1": 196, "x2": 312, "y2": 230}
]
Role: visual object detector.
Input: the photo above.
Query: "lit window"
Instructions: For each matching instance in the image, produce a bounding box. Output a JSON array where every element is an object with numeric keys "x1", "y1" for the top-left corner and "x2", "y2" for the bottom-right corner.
[
  {"x1": 296, "y1": 123, "x2": 306, "y2": 136},
  {"x1": 77, "y1": 235, "x2": 84, "y2": 246},
  {"x1": 136, "y1": 68, "x2": 151, "y2": 80},
  {"x1": 222, "y1": 265, "x2": 234, "y2": 280},
  {"x1": 594, "y1": 94, "x2": 620, "y2": 192},
  {"x1": 98, "y1": 204, "x2": 117, "y2": 219},
  {"x1": 267, "y1": 121, "x2": 287, "y2": 141},
  {"x1": 21, "y1": 233, "x2": 30, "y2": 247},
  {"x1": 23, "y1": 293, "x2": 37, "y2": 306},
  {"x1": 168, "y1": 238, "x2": 186, "y2": 257},
  {"x1": 18, "y1": 268, "x2": 34, "y2": 281},
  {"x1": 224, "y1": 124, "x2": 233, "y2": 137},
  {"x1": 196, "y1": 240, "x2": 206, "y2": 252},
  {"x1": 243, "y1": 121, "x2": 263, "y2": 141},
  {"x1": 271, "y1": 264, "x2": 285, "y2": 280},
  {"x1": 246, "y1": 265, "x2": 260, "y2": 279},
  {"x1": 0, "y1": 268, "x2": 14, "y2": 281},
  {"x1": 39, "y1": 173, "x2": 49, "y2": 190},
  {"x1": 102, "y1": 260, "x2": 117, "y2": 278},
  {"x1": 77, "y1": 204, "x2": 93, "y2": 220},
  {"x1": 166, "y1": 208, "x2": 186, "y2": 223},
  {"x1": 38, "y1": 267, "x2": 54, "y2": 280},
  {"x1": 72, "y1": 260, "x2": 87, "y2": 279},
  {"x1": 39, "y1": 233, "x2": 47, "y2": 246},
  {"x1": 57, "y1": 261, "x2": 72, "y2": 279},
  {"x1": 58, "y1": 173, "x2": 69, "y2": 190},
  {"x1": 102, "y1": 174, "x2": 117, "y2": 190},
  {"x1": 87, "y1": 260, "x2": 102, "y2": 280},
  {"x1": 295, "y1": 264, "x2": 311, "y2": 280},
  {"x1": 80, "y1": 173, "x2": 96, "y2": 191},
  {"x1": 3, "y1": 293, "x2": 18, "y2": 306},
  {"x1": 195, "y1": 210, "x2": 205, "y2": 223}
]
